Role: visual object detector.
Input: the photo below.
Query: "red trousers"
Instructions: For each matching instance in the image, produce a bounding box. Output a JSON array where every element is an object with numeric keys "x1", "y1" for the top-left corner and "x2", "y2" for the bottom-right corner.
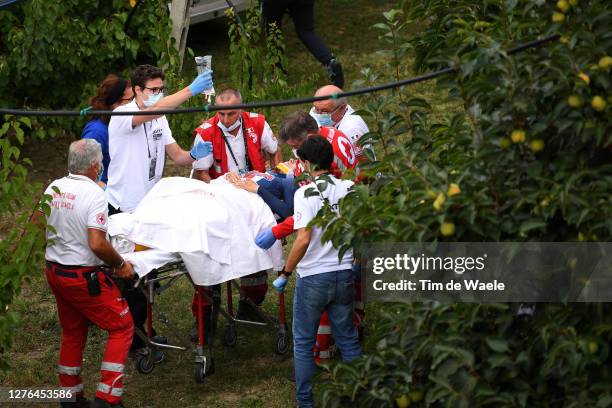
[{"x1": 45, "y1": 262, "x2": 133, "y2": 405}]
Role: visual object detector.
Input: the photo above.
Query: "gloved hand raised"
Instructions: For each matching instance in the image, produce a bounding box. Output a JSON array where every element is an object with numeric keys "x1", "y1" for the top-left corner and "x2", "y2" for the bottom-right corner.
[
  {"x1": 272, "y1": 275, "x2": 288, "y2": 293},
  {"x1": 190, "y1": 140, "x2": 213, "y2": 160},
  {"x1": 255, "y1": 228, "x2": 277, "y2": 249},
  {"x1": 188, "y1": 70, "x2": 213, "y2": 96}
]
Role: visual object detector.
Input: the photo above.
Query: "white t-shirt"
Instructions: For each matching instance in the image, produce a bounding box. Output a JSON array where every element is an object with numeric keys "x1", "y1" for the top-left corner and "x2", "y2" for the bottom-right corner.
[
  {"x1": 293, "y1": 175, "x2": 354, "y2": 277},
  {"x1": 43, "y1": 174, "x2": 108, "y2": 266},
  {"x1": 192, "y1": 118, "x2": 277, "y2": 173},
  {"x1": 106, "y1": 100, "x2": 176, "y2": 212},
  {"x1": 310, "y1": 104, "x2": 370, "y2": 158}
]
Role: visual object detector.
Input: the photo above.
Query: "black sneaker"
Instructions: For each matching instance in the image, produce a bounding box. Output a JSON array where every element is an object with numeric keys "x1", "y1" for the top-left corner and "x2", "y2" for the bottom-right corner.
[
  {"x1": 152, "y1": 335, "x2": 167, "y2": 344},
  {"x1": 129, "y1": 347, "x2": 165, "y2": 364},
  {"x1": 327, "y1": 58, "x2": 344, "y2": 88}
]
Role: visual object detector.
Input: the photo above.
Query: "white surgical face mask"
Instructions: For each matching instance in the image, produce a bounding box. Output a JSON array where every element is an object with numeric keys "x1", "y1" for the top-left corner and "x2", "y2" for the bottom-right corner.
[
  {"x1": 143, "y1": 92, "x2": 163, "y2": 108},
  {"x1": 218, "y1": 119, "x2": 241, "y2": 133},
  {"x1": 312, "y1": 112, "x2": 335, "y2": 127}
]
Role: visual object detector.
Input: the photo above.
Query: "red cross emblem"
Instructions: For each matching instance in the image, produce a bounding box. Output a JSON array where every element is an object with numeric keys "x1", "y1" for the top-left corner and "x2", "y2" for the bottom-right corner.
[{"x1": 96, "y1": 213, "x2": 106, "y2": 226}]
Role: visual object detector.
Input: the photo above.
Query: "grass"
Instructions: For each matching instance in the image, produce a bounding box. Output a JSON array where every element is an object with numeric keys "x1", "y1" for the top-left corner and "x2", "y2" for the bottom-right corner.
[
  {"x1": 3, "y1": 266, "x2": 297, "y2": 408},
  {"x1": 1, "y1": 1, "x2": 459, "y2": 407}
]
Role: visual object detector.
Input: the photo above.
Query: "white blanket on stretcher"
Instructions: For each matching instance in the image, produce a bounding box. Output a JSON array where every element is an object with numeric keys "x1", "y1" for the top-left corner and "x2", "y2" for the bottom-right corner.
[{"x1": 108, "y1": 176, "x2": 284, "y2": 286}]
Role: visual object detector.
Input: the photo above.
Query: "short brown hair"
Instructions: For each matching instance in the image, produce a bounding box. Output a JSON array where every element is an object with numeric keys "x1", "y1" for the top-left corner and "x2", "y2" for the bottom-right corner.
[
  {"x1": 131, "y1": 64, "x2": 165, "y2": 91},
  {"x1": 279, "y1": 111, "x2": 319, "y2": 143}
]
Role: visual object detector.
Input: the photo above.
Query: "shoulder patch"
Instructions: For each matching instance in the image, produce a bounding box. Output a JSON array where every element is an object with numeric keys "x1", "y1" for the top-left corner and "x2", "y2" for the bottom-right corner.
[
  {"x1": 200, "y1": 122, "x2": 213, "y2": 130},
  {"x1": 249, "y1": 112, "x2": 259, "y2": 118},
  {"x1": 95, "y1": 212, "x2": 107, "y2": 226}
]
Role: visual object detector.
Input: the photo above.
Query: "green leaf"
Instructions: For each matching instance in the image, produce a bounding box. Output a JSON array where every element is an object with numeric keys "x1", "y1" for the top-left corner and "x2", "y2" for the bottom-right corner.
[
  {"x1": 485, "y1": 337, "x2": 509, "y2": 353},
  {"x1": 519, "y1": 220, "x2": 546, "y2": 234}
]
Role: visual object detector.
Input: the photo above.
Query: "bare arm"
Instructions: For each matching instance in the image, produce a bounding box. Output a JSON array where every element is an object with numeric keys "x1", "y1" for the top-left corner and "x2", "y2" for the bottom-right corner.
[
  {"x1": 284, "y1": 227, "x2": 312, "y2": 273},
  {"x1": 165, "y1": 142, "x2": 195, "y2": 166},
  {"x1": 194, "y1": 169, "x2": 212, "y2": 183},
  {"x1": 131, "y1": 88, "x2": 194, "y2": 128},
  {"x1": 87, "y1": 228, "x2": 133, "y2": 278}
]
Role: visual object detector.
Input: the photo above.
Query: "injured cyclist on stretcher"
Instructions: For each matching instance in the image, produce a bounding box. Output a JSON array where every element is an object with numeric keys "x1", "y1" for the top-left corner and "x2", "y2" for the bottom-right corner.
[
  {"x1": 224, "y1": 166, "x2": 299, "y2": 222},
  {"x1": 107, "y1": 175, "x2": 285, "y2": 286}
]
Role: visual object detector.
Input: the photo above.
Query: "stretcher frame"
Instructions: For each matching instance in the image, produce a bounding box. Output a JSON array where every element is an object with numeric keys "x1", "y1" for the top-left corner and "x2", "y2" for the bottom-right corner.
[{"x1": 128, "y1": 260, "x2": 292, "y2": 383}]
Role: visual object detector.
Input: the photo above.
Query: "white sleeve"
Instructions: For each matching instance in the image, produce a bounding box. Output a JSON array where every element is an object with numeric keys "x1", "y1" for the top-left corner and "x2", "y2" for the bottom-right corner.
[
  {"x1": 293, "y1": 188, "x2": 318, "y2": 229},
  {"x1": 161, "y1": 117, "x2": 176, "y2": 146},
  {"x1": 108, "y1": 109, "x2": 137, "y2": 138},
  {"x1": 342, "y1": 115, "x2": 370, "y2": 147},
  {"x1": 192, "y1": 133, "x2": 214, "y2": 170},
  {"x1": 87, "y1": 191, "x2": 109, "y2": 232},
  {"x1": 260, "y1": 121, "x2": 278, "y2": 154}
]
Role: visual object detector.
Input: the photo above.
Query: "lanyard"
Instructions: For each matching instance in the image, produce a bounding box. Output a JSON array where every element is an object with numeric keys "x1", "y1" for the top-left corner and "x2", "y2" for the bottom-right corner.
[
  {"x1": 143, "y1": 121, "x2": 158, "y2": 159},
  {"x1": 220, "y1": 121, "x2": 252, "y2": 173}
]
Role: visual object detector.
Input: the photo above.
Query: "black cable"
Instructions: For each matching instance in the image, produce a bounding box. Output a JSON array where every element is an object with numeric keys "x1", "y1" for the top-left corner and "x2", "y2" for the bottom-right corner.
[{"x1": 0, "y1": 34, "x2": 559, "y2": 118}]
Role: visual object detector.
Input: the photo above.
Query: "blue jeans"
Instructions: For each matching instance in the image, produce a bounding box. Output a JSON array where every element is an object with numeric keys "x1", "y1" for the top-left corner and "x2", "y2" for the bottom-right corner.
[
  {"x1": 257, "y1": 176, "x2": 297, "y2": 221},
  {"x1": 293, "y1": 269, "x2": 362, "y2": 408}
]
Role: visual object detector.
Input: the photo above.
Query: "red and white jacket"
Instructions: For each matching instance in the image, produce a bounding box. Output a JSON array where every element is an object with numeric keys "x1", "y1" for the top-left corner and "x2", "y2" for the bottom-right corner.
[
  {"x1": 193, "y1": 112, "x2": 268, "y2": 179},
  {"x1": 271, "y1": 127, "x2": 358, "y2": 239}
]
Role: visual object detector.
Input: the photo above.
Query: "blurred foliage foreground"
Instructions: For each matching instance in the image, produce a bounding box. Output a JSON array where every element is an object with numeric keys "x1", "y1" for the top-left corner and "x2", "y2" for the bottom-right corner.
[{"x1": 315, "y1": 0, "x2": 612, "y2": 407}]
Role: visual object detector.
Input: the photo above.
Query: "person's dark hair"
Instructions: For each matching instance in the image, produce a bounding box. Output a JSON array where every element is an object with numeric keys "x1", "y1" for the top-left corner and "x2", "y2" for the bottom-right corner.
[
  {"x1": 88, "y1": 74, "x2": 131, "y2": 124},
  {"x1": 279, "y1": 111, "x2": 319, "y2": 143},
  {"x1": 296, "y1": 135, "x2": 334, "y2": 171},
  {"x1": 131, "y1": 64, "x2": 165, "y2": 92}
]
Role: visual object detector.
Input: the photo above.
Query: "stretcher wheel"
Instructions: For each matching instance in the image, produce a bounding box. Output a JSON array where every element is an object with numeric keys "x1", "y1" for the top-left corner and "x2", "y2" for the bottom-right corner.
[
  {"x1": 274, "y1": 332, "x2": 292, "y2": 355},
  {"x1": 195, "y1": 362, "x2": 206, "y2": 383},
  {"x1": 221, "y1": 324, "x2": 237, "y2": 347},
  {"x1": 194, "y1": 357, "x2": 215, "y2": 383},
  {"x1": 136, "y1": 354, "x2": 155, "y2": 375}
]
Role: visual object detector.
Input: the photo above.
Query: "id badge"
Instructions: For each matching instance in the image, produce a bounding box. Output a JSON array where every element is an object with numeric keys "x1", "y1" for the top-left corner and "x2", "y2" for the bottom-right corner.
[{"x1": 149, "y1": 157, "x2": 157, "y2": 181}]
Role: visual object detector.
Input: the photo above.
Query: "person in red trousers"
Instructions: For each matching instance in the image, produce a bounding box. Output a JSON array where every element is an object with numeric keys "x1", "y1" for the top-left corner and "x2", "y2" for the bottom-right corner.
[{"x1": 34, "y1": 139, "x2": 135, "y2": 408}]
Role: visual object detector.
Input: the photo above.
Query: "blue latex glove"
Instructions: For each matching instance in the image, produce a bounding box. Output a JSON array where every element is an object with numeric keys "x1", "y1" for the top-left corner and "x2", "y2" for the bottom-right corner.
[
  {"x1": 190, "y1": 140, "x2": 213, "y2": 160},
  {"x1": 188, "y1": 70, "x2": 213, "y2": 95},
  {"x1": 352, "y1": 262, "x2": 362, "y2": 281},
  {"x1": 255, "y1": 228, "x2": 276, "y2": 249},
  {"x1": 272, "y1": 275, "x2": 288, "y2": 293}
]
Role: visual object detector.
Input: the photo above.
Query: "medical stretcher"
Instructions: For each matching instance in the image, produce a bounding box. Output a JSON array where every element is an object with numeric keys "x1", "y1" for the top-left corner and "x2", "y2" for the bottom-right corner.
[
  {"x1": 128, "y1": 260, "x2": 291, "y2": 383},
  {"x1": 108, "y1": 177, "x2": 289, "y2": 382}
]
